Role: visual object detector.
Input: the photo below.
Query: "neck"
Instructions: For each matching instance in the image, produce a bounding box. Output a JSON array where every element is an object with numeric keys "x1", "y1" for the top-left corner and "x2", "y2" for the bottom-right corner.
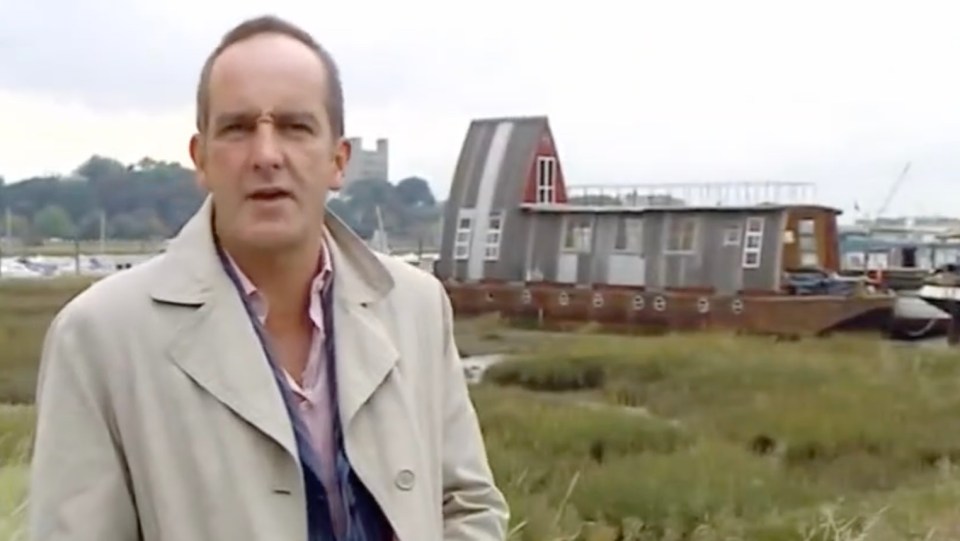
[{"x1": 223, "y1": 234, "x2": 325, "y2": 323}]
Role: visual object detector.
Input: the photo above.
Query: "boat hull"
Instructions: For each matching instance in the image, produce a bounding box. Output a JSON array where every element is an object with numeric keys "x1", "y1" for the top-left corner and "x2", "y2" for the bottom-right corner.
[
  {"x1": 444, "y1": 281, "x2": 897, "y2": 337},
  {"x1": 886, "y1": 292, "x2": 951, "y2": 340},
  {"x1": 917, "y1": 284, "x2": 960, "y2": 318}
]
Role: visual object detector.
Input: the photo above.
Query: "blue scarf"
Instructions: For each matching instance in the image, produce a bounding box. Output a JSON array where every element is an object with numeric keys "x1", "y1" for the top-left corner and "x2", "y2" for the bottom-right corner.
[{"x1": 216, "y1": 246, "x2": 391, "y2": 541}]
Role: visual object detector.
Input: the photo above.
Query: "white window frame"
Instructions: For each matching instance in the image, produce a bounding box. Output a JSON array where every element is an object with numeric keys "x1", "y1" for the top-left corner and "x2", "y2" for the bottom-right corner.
[
  {"x1": 797, "y1": 218, "x2": 819, "y2": 267},
  {"x1": 723, "y1": 225, "x2": 742, "y2": 246},
  {"x1": 562, "y1": 215, "x2": 592, "y2": 253},
  {"x1": 536, "y1": 156, "x2": 557, "y2": 204},
  {"x1": 665, "y1": 216, "x2": 697, "y2": 254},
  {"x1": 453, "y1": 209, "x2": 474, "y2": 260},
  {"x1": 742, "y1": 216, "x2": 764, "y2": 269},
  {"x1": 484, "y1": 212, "x2": 504, "y2": 261}
]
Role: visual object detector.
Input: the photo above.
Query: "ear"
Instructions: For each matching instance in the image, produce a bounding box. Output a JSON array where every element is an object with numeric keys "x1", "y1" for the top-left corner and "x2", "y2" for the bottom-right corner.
[
  {"x1": 330, "y1": 137, "x2": 352, "y2": 191},
  {"x1": 189, "y1": 133, "x2": 208, "y2": 191}
]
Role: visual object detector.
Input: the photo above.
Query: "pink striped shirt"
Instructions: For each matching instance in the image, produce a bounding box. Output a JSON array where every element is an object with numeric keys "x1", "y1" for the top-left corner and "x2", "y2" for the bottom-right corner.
[{"x1": 226, "y1": 238, "x2": 346, "y2": 537}]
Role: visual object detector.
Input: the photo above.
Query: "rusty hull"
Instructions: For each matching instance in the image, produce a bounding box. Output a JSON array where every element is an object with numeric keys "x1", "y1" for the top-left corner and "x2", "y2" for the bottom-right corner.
[{"x1": 443, "y1": 281, "x2": 896, "y2": 337}]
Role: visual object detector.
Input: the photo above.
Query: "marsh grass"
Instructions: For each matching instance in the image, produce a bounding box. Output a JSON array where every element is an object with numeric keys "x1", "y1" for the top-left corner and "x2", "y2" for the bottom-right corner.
[
  {"x1": 3, "y1": 284, "x2": 960, "y2": 539},
  {"x1": 0, "y1": 405, "x2": 33, "y2": 541},
  {"x1": 0, "y1": 278, "x2": 94, "y2": 404},
  {"x1": 478, "y1": 329, "x2": 960, "y2": 539}
]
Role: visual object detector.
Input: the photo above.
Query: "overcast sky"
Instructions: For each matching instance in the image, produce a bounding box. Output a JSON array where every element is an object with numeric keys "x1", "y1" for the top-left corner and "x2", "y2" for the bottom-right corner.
[{"x1": 1, "y1": 0, "x2": 957, "y2": 220}]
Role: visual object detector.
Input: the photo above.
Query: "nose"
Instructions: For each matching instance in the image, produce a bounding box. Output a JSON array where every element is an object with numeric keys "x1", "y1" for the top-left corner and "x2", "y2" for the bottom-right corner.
[{"x1": 250, "y1": 122, "x2": 282, "y2": 172}]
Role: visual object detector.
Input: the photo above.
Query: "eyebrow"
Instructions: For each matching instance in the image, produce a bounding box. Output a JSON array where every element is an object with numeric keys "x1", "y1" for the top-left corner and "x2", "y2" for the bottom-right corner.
[
  {"x1": 212, "y1": 111, "x2": 257, "y2": 131},
  {"x1": 212, "y1": 110, "x2": 321, "y2": 131},
  {"x1": 273, "y1": 111, "x2": 321, "y2": 128}
]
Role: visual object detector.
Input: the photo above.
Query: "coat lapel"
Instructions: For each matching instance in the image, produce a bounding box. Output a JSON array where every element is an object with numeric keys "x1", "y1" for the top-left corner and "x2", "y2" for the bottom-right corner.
[
  {"x1": 148, "y1": 197, "x2": 298, "y2": 460},
  {"x1": 324, "y1": 224, "x2": 399, "y2": 426},
  {"x1": 324, "y1": 218, "x2": 425, "y2": 541}
]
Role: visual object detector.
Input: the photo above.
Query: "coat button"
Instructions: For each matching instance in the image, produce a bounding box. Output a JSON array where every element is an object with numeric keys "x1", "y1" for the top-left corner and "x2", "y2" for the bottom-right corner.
[{"x1": 395, "y1": 469, "x2": 415, "y2": 491}]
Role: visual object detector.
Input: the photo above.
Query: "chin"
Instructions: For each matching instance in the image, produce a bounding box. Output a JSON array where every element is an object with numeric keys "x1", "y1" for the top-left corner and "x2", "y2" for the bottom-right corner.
[{"x1": 238, "y1": 227, "x2": 306, "y2": 252}]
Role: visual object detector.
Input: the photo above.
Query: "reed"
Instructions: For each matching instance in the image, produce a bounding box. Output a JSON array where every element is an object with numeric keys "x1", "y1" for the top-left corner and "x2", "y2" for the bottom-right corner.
[{"x1": 3, "y1": 280, "x2": 960, "y2": 539}]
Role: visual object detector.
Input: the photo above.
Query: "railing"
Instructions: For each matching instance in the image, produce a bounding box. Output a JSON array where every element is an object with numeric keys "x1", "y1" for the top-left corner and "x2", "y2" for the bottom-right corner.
[{"x1": 564, "y1": 181, "x2": 818, "y2": 208}]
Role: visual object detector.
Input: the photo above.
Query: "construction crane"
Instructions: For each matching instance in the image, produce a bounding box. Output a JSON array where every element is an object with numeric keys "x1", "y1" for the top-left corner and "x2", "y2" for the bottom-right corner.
[
  {"x1": 862, "y1": 162, "x2": 912, "y2": 271},
  {"x1": 871, "y1": 161, "x2": 912, "y2": 228}
]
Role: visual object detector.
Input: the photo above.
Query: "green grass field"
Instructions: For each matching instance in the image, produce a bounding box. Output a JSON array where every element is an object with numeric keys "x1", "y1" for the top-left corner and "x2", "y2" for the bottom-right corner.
[{"x1": 3, "y1": 280, "x2": 960, "y2": 540}]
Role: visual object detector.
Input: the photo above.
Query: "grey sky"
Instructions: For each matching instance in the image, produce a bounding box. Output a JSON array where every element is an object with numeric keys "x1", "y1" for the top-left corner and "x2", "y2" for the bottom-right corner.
[{"x1": 1, "y1": 0, "x2": 958, "y2": 221}]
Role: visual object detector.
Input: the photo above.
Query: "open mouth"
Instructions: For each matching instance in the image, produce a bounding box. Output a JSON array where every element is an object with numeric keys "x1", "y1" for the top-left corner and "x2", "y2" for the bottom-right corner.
[{"x1": 248, "y1": 187, "x2": 292, "y2": 201}]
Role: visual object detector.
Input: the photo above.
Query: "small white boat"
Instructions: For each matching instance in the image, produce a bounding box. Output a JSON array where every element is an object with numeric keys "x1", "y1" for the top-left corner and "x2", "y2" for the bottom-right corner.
[
  {"x1": 0, "y1": 258, "x2": 44, "y2": 279},
  {"x1": 917, "y1": 265, "x2": 960, "y2": 316}
]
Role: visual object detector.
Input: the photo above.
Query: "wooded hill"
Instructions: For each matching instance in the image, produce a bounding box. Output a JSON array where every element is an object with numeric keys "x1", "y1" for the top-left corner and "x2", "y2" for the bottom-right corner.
[{"x1": 0, "y1": 156, "x2": 443, "y2": 245}]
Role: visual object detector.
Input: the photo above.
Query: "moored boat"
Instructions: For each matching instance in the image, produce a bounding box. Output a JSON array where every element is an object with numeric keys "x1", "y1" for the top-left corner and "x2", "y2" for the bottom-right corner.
[{"x1": 917, "y1": 264, "x2": 960, "y2": 317}]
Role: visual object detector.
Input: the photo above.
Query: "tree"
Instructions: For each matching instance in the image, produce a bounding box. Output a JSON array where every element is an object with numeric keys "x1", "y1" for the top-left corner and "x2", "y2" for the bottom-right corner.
[
  {"x1": 1, "y1": 213, "x2": 30, "y2": 240},
  {"x1": 395, "y1": 177, "x2": 436, "y2": 208},
  {"x1": 32, "y1": 204, "x2": 75, "y2": 239}
]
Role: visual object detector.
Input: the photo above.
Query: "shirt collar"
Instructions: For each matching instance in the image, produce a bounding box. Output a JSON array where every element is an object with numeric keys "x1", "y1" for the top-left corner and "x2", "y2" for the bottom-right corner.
[{"x1": 226, "y1": 232, "x2": 333, "y2": 299}]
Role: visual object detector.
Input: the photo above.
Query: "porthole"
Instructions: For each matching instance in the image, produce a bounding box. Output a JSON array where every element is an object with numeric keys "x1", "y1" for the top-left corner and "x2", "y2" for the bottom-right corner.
[
  {"x1": 653, "y1": 296, "x2": 667, "y2": 312},
  {"x1": 697, "y1": 297, "x2": 710, "y2": 314},
  {"x1": 521, "y1": 289, "x2": 532, "y2": 304},
  {"x1": 731, "y1": 298, "x2": 744, "y2": 314},
  {"x1": 592, "y1": 292, "x2": 604, "y2": 308},
  {"x1": 558, "y1": 291, "x2": 570, "y2": 306},
  {"x1": 632, "y1": 295, "x2": 645, "y2": 311},
  {"x1": 485, "y1": 292, "x2": 494, "y2": 303}
]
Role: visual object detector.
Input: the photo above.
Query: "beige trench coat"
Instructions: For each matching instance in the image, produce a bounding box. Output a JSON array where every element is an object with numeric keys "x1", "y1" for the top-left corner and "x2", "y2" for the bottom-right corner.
[{"x1": 28, "y1": 197, "x2": 508, "y2": 540}]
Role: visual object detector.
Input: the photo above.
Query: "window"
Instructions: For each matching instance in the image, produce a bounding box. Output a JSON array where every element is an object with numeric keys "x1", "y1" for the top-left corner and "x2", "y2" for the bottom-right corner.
[
  {"x1": 536, "y1": 156, "x2": 557, "y2": 203},
  {"x1": 666, "y1": 217, "x2": 697, "y2": 253},
  {"x1": 484, "y1": 212, "x2": 504, "y2": 261},
  {"x1": 614, "y1": 217, "x2": 644, "y2": 253},
  {"x1": 800, "y1": 252, "x2": 819, "y2": 266},
  {"x1": 723, "y1": 225, "x2": 741, "y2": 246},
  {"x1": 797, "y1": 218, "x2": 819, "y2": 267},
  {"x1": 453, "y1": 209, "x2": 474, "y2": 260},
  {"x1": 742, "y1": 216, "x2": 764, "y2": 268},
  {"x1": 563, "y1": 215, "x2": 592, "y2": 252}
]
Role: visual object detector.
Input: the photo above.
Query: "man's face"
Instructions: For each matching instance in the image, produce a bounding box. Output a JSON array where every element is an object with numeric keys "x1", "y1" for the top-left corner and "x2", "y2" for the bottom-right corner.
[{"x1": 189, "y1": 33, "x2": 349, "y2": 252}]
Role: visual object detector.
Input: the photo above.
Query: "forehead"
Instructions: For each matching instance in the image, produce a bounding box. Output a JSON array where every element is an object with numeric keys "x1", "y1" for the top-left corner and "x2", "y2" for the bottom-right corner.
[{"x1": 207, "y1": 33, "x2": 328, "y2": 113}]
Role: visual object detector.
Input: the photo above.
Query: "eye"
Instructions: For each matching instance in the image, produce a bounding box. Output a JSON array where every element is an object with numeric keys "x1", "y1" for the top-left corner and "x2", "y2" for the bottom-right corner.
[
  {"x1": 285, "y1": 122, "x2": 314, "y2": 134},
  {"x1": 218, "y1": 123, "x2": 249, "y2": 136}
]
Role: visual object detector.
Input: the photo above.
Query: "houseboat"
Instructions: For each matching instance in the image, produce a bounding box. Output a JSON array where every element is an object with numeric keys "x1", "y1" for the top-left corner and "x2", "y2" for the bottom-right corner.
[
  {"x1": 839, "y1": 223, "x2": 960, "y2": 288},
  {"x1": 435, "y1": 115, "x2": 899, "y2": 337}
]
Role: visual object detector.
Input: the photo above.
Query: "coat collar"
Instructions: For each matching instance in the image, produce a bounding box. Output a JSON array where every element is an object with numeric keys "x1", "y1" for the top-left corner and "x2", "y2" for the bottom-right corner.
[
  {"x1": 149, "y1": 194, "x2": 402, "y2": 455},
  {"x1": 149, "y1": 195, "x2": 394, "y2": 307}
]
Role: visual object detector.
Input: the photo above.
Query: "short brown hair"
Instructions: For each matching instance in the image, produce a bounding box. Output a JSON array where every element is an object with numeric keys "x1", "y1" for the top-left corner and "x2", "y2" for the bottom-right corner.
[{"x1": 194, "y1": 15, "x2": 345, "y2": 137}]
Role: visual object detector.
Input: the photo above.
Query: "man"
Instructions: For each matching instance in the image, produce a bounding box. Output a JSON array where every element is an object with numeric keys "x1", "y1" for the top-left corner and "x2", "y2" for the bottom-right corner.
[{"x1": 28, "y1": 15, "x2": 508, "y2": 541}]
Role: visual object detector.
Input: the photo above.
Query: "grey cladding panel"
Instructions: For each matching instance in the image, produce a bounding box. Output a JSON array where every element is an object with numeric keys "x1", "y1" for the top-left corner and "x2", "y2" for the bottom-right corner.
[
  {"x1": 703, "y1": 214, "x2": 746, "y2": 294},
  {"x1": 460, "y1": 123, "x2": 498, "y2": 210},
  {"x1": 527, "y1": 213, "x2": 563, "y2": 281},
  {"x1": 487, "y1": 119, "x2": 544, "y2": 281},
  {"x1": 589, "y1": 215, "x2": 620, "y2": 284},
  {"x1": 491, "y1": 119, "x2": 544, "y2": 210},
  {"x1": 643, "y1": 214, "x2": 666, "y2": 289},
  {"x1": 437, "y1": 122, "x2": 493, "y2": 278}
]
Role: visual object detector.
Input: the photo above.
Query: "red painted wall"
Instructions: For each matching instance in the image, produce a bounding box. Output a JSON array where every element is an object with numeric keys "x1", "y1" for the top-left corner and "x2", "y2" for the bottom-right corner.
[{"x1": 522, "y1": 125, "x2": 569, "y2": 204}]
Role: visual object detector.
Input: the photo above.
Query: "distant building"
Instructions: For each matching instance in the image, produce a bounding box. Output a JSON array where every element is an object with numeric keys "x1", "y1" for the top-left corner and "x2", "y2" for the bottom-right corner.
[
  {"x1": 840, "y1": 217, "x2": 960, "y2": 270},
  {"x1": 344, "y1": 137, "x2": 389, "y2": 185}
]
